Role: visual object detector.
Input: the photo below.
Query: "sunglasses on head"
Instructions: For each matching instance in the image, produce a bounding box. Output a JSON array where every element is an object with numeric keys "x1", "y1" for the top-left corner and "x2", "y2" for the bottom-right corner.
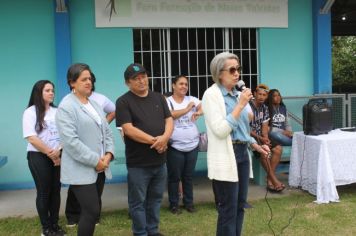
[
  {"x1": 222, "y1": 66, "x2": 242, "y2": 74},
  {"x1": 256, "y1": 86, "x2": 269, "y2": 93}
]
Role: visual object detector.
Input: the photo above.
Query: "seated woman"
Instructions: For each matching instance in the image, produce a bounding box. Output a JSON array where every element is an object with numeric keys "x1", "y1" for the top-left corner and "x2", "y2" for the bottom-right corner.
[{"x1": 266, "y1": 89, "x2": 293, "y2": 146}]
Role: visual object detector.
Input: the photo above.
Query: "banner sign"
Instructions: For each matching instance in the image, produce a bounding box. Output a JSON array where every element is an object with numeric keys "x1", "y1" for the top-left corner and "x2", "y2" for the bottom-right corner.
[{"x1": 95, "y1": 0, "x2": 288, "y2": 28}]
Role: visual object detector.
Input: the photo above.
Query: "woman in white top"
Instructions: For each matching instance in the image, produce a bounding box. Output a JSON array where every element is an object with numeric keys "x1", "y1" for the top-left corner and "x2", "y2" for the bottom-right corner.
[
  {"x1": 22, "y1": 80, "x2": 66, "y2": 236},
  {"x1": 202, "y1": 52, "x2": 269, "y2": 236},
  {"x1": 89, "y1": 72, "x2": 116, "y2": 124},
  {"x1": 166, "y1": 75, "x2": 203, "y2": 214}
]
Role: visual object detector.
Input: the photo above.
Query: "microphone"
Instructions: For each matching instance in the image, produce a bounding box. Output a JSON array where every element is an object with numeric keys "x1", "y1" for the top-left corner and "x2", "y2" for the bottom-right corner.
[
  {"x1": 237, "y1": 80, "x2": 246, "y2": 91},
  {"x1": 237, "y1": 80, "x2": 256, "y2": 109}
]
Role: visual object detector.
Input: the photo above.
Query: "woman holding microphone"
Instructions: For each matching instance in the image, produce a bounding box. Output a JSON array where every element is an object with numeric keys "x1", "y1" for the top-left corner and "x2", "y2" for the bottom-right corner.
[{"x1": 202, "y1": 52, "x2": 270, "y2": 236}]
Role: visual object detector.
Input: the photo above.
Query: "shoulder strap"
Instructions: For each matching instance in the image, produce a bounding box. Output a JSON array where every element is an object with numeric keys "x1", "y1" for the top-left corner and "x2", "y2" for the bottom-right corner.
[{"x1": 168, "y1": 96, "x2": 174, "y2": 110}]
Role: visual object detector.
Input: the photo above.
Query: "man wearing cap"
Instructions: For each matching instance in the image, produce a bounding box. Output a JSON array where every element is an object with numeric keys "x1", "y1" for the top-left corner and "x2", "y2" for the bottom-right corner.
[
  {"x1": 115, "y1": 63, "x2": 173, "y2": 236},
  {"x1": 250, "y1": 84, "x2": 285, "y2": 192}
]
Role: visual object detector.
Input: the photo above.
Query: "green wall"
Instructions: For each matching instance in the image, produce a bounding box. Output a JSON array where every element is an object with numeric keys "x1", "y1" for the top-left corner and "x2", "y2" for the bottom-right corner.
[{"x1": 259, "y1": 0, "x2": 313, "y2": 96}]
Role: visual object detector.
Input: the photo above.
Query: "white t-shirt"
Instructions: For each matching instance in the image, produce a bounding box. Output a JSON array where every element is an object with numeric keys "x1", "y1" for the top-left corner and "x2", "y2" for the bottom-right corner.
[
  {"x1": 83, "y1": 102, "x2": 102, "y2": 126},
  {"x1": 83, "y1": 102, "x2": 104, "y2": 156},
  {"x1": 89, "y1": 91, "x2": 115, "y2": 114},
  {"x1": 22, "y1": 106, "x2": 60, "y2": 152},
  {"x1": 166, "y1": 96, "x2": 200, "y2": 152}
]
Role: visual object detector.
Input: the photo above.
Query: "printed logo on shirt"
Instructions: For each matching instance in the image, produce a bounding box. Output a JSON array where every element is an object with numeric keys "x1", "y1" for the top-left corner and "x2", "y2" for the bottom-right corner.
[{"x1": 273, "y1": 113, "x2": 286, "y2": 123}]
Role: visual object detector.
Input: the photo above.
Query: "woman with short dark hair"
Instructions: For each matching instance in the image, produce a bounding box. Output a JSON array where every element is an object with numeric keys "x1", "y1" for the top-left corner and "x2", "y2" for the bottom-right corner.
[{"x1": 56, "y1": 63, "x2": 114, "y2": 236}]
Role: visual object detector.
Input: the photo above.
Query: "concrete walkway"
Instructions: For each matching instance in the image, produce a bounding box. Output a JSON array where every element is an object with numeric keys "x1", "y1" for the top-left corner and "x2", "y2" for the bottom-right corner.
[{"x1": 0, "y1": 176, "x2": 293, "y2": 219}]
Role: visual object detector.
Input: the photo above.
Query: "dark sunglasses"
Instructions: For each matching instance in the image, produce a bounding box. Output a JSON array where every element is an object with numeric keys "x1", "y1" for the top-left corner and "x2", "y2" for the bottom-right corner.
[{"x1": 222, "y1": 66, "x2": 242, "y2": 74}]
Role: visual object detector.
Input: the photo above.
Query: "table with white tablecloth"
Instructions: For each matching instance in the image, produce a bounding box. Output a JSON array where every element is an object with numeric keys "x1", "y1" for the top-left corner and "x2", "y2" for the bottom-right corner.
[{"x1": 289, "y1": 129, "x2": 356, "y2": 203}]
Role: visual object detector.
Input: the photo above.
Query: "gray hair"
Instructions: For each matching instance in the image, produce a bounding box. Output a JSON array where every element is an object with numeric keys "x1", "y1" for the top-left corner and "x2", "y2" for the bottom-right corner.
[{"x1": 210, "y1": 52, "x2": 239, "y2": 84}]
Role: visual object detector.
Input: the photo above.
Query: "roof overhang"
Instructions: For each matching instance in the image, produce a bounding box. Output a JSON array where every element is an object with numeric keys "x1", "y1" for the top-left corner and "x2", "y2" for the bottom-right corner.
[{"x1": 332, "y1": 0, "x2": 356, "y2": 36}]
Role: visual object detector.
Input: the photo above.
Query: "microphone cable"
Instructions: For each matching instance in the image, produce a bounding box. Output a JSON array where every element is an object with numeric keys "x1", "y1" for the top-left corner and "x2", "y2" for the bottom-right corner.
[
  {"x1": 278, "y1": 135, "x2": 307, "y2": 235},
  {"x1": 263, "y1": 151, "x2": 276, "y2": 236},
  {"x1": 263, "y1": 135, "x2": 307, "y2": 235}
]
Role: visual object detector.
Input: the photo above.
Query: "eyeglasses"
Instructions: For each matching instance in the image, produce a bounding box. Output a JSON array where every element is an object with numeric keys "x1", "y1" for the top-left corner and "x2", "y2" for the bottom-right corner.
[{"x1": 221, "y1": 66, "x2": 242, "y2": 74}]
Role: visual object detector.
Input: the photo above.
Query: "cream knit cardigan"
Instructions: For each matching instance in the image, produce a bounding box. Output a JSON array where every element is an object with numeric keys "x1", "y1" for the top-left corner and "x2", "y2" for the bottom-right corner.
[{"x1": 202, "y1": 83, "x2": 238, "y2": 182}]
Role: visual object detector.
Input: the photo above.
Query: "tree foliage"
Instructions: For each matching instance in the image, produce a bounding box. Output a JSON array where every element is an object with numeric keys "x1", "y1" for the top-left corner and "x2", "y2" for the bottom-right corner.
[{"x1": 332, "y1": 36, "x2": 356, "y2": 93}]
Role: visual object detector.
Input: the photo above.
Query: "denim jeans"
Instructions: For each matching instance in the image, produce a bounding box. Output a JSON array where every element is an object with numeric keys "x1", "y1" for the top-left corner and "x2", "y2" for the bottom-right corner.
[
  {"x1": 27, "y1": 151, "x2": 61, "y2": 230},
  {"x1": 212, "y1": 143, "x2": 249, "y2": 236},
  {"x1": 70, "y1": 183, "x2": 100, "y2": 236},
  {"x1": 269, "y1": 131, "x2": 292, "y2": 146},
  {"x1": 167, "y1": 146, "x2": 198, "y2": 207},
  {"x1": 65, "y1": 172, "x2": 106, "y2": 224},
  {"x1": 127, "y1": 164, "x2": 167, "y2": 236}
]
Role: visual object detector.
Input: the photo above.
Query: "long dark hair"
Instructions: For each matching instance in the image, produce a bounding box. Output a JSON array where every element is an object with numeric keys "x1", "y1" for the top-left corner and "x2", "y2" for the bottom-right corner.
[
  {"x1": 267, "y1": 89, "x2": 285, "y2": 125},
  {"x1": 27, "y1": 80, "x2": 56, "y2": 133}
]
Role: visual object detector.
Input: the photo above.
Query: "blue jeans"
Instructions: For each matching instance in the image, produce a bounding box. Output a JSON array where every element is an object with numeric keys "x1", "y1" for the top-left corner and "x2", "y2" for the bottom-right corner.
[
  {"x1": 167, "y1": 146, "x2": 198, "y2": 207},
  {"x1": 269, "y1": 131, "x2": 292, "y2": 146},
  {"x1": 27, "y1": 151, "x2": 61, "y2": 231},
  {"x1": 127, "y1": 164, "x2": 167, "y2": 236},
  {"x1": 212, "y1": 143, "x2": 249, "y2": 236}
]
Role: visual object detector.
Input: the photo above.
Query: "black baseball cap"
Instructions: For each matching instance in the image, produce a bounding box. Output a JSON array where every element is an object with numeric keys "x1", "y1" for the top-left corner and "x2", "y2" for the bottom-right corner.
[{"x1": 124, "y1": 63, "x2": 147, "y2": 81}]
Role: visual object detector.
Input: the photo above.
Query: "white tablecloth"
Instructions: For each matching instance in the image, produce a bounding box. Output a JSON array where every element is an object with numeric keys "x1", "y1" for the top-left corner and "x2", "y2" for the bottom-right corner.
[{"x1": 289, "y1": 129, "x2": 356, "y2": 203}]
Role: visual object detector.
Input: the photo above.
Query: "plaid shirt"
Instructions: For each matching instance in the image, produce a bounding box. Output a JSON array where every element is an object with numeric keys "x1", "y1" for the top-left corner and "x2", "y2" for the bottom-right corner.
[{"x1": 250, "y1": 103, "x2": 270, "y2": 136}]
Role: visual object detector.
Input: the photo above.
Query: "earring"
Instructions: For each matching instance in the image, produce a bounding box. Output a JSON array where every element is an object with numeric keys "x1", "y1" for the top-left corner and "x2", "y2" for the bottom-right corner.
[{"x1": 72, "y1": 89, "x2": 76, "y2": 94}]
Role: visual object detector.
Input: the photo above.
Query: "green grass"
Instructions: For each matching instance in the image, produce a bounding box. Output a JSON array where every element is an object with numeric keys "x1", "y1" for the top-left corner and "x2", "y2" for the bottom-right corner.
[{"x1": 2, "y1": 188, "x2": 356, "y2": 235}]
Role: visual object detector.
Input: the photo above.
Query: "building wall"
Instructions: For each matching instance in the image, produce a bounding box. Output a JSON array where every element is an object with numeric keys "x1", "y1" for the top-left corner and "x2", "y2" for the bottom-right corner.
[
  {"x1": 0, "y1": 0, "x2": 314, "y2": 189},
  {"x1": 68, "y1": 0, "x2": 132, "y2": 183},
  {"x1": 259, "y1": 0, "x2": 313, "y2": 96},
  {"x1": 0, "y1": 0, "x2": 57, "y2": 188},
  {"x1": 0, "y1": 0, "x2": 132, "y2": 189}
]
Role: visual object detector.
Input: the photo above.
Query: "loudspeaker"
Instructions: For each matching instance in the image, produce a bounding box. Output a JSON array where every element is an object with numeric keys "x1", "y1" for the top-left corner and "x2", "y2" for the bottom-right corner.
[{"x1": 303, "y1": 98, "x2": 333, "y2": 135}]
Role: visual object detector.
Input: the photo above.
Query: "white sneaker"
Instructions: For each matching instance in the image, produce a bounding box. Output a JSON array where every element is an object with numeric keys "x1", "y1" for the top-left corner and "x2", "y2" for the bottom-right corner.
[
  {"x1": 65, "y1": 222, "x2": 77, "y2": 228},
  {"x1": 41, "y1": 228, "x2": 55, "y2": 236}
]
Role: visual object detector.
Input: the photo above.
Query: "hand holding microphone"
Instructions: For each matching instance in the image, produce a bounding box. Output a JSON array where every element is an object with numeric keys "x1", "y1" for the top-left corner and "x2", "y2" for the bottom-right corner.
[
  {"x1": 231, "y1": 80, "x2": 253, "y2": 119},
  {"x1": 236, "y1": 80, "x2": 253, "y2": 107}
]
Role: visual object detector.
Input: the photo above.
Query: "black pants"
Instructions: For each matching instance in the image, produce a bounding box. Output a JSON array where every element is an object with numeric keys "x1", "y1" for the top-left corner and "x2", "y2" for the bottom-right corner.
[
  {"x1": 65, "y1": 172, "x2": 105, "y2": 223},
  {"x1": 70, "y1": 183, "x2": 100, "y2": 236},
  {"x1": 27, "y1": 151, "x2": 61, "y2": 230}
]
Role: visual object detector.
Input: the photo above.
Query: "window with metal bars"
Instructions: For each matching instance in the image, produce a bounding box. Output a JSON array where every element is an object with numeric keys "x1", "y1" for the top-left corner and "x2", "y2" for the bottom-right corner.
[{"x1": 133, "y1": 28, "x2": 258, "y2": 99}]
